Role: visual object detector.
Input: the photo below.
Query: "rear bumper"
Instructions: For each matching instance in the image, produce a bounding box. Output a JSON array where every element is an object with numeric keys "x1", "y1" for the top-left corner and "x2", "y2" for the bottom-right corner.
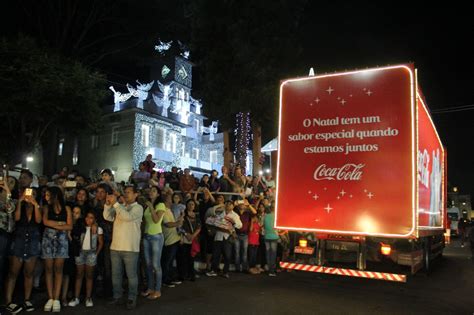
[{"x1": 280, "y1": 261, "x2": 407, "y2": 282}]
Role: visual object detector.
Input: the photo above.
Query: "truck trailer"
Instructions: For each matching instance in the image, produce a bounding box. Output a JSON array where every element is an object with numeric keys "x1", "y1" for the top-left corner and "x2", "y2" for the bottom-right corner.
[{"x1": 276, "y1": 64, "x2": 446, "y2": 282}]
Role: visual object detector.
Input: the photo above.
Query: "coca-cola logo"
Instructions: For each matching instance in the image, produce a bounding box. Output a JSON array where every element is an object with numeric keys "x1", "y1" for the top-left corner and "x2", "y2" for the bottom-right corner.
[{"x1": 313, "y1": 163, "x2": 365, "y2": 181}]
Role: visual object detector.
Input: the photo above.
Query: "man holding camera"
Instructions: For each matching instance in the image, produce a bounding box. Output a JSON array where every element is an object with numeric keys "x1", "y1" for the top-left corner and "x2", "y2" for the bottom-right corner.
[
  {"x1": 234, "y1": 199, "x2": 257, "y2": 273},
  {"x1": 103, "y1": 186, "x2": 143, "y2": 310},
  {"x1": 206, "y1": 200, "x2": 242, "y2": 278}
]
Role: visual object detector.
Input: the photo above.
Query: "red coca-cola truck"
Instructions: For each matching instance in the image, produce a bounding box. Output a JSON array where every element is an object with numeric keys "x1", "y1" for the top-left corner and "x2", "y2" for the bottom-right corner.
[{"x1": 276, "y1": 64, "x2": 446, "y2": 282}]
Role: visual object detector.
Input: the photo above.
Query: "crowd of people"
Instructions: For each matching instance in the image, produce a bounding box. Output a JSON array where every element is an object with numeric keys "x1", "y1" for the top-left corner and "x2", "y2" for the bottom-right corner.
[{"x1": 0, "y1": 157, "x2": 286, "y2": 313}]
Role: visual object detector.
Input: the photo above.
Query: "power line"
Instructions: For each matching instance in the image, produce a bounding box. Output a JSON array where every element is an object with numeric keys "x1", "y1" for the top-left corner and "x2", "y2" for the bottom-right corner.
[{"x1": 431, "y1": 105, "x2": 474, "y2": 114}]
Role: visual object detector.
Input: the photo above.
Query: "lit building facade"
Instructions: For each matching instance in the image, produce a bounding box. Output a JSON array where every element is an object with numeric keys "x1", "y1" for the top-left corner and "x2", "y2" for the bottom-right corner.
[{"x1": 54, "y1": 53, "x2": 224, "y2": 181}]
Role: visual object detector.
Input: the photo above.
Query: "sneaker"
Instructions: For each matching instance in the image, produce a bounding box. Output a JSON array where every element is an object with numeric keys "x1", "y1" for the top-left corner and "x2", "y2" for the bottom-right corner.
[
  {"x1": 269, "y1": 272, "x2": 277, "y2": 277},
  {"x1": 221, "y1": 273, "x2": 230, "y2": 279},
  {"x1": 171, "y1": 280, "x2": 182, "y2": 285},
  {"x1": 68, "y1": 298, "x2": 80, "y2": 307},
  {"x1": 206, "y1": 271, "x2": 218, "y2": 277},
  {"x1": 52, "y1": 300, "x2": 61, "y2": 313},
  {"x1": 107, "y1": 297, "x2": 125, "y2": 306},
  {"x1": 85, "y1": 298, "x2": 93, "y2": 307},
  {"x1": 44, "y1": 299, "x2": 54, "y2": 312},
  {"x1": 126, "y1": 299, "x2": 136, "y2": 310},
  {"x1": 23, "y1": 301, "x2": 35, "y2": 312},
  {"x1": 163, "y1": 282, "x2": 176, "y2": 288},
  {"x1": 6, "y1": 303, "x2": 23, "y2": 314}
]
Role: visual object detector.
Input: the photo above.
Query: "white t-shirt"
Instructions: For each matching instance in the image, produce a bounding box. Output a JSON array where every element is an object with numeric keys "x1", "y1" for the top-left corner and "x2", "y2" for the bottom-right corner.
[{"x1": 82, "y1": 226, "x2": 103, "y2": 250}]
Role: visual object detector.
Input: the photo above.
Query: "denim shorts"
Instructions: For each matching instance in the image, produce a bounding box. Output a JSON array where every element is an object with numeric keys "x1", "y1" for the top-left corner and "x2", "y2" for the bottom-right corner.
[
  {"x1": 11, "y1": 229, "x2": 41, "y2": 261},
  {"x1": 75, "y1": 250, "x2": 97, "y2": 266},
  {"x1": 41, "y1": 228, "x2": 69, "y2": 259}
]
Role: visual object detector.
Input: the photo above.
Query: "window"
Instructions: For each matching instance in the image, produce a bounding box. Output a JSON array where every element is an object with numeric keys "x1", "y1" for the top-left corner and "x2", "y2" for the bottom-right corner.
[
  {"x1": 141, "y1": 124, "x2": 150, "y2": 147},
  {"x1": 111, "y1": 126, "x2": 119, "y2": 146},
  {"x1": 192, "y1": 148, "x2": 199, "y2": 160},
  {"x1": 168, "y1": 133, "x2": 177, "y2": 153},
  {"x1": 210, "y1": 150, "x2": 218, "y2": 163},
  {"x1": 156, "y1": 127, "x2": 165, "y2": 149},
  {"x1": 58, "y1": 138, "x2": 64, "y2": 156},
  {"x1": 91, "y1": 135, "x2": 99, "y2": 149},
  {"x1": 72, "y1": 138, "x2": 79, "y2": 165},
  {"x1": 182, "y1": 142, "x2": 186, "y2": 156},
  {"x1": 193, "y1": 119, "x2": 200, "y2": 133}
]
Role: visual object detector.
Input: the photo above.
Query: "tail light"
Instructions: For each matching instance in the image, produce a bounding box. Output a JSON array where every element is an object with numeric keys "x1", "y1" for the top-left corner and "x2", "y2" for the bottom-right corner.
[
  {"x1": 380, "y1": 243, "x2": 391, "y2": 256},
  {"x1": 299, "y1": 238, "x2": 308, "y2": 248}
]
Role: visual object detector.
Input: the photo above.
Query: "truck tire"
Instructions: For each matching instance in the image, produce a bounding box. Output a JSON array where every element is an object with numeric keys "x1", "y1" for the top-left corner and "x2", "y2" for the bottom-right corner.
[{"x1": 423, "y1": 237, "x2": 431, "y2": 274}]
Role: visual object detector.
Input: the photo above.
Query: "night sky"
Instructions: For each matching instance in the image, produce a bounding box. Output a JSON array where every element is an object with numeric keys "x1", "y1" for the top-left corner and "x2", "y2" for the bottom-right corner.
[
  {"x1": 1, "y1": 1, "x2": 473, "y2": 196},
  {"x1": 297, "y1": 3, "x2": 474, "y2": 196}
]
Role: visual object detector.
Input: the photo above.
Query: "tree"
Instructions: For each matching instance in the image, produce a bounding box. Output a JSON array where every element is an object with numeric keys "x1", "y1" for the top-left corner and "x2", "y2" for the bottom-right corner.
[
  {"x1": 0, "y1": 36, "x2": 106, "y2": 167},
  {"x1": 189, "y1": 0, "x2": 307, "y2": 172}
]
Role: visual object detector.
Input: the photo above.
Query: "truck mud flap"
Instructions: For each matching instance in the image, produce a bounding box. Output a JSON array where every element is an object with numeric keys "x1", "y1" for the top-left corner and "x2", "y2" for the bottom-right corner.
[{"x1": 280, "y1": 262, "x2": 407, "y2": 283}]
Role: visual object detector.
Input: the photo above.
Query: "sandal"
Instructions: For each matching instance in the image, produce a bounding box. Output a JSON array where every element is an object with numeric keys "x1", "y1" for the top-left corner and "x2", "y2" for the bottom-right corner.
[
  {"x1": 141, "y1": 290, "x2": 153, "y2": 297},
  {"x1": 147, "y1": 292, "x2": 161, "y2": 300}
]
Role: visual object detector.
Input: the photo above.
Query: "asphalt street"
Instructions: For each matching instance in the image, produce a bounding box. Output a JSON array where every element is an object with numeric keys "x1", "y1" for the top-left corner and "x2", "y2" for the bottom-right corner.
[{"x1": 23, "y1": 239, "x2": 474, "y2": 315}]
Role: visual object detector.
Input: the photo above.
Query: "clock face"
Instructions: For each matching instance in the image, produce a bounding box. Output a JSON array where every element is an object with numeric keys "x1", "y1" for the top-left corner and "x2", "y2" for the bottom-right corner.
[
  {"x1": 175, "y1": 57, "x2": 192, "y2": 87},
  {"x1": 177, "y1": 66, "x2": 188, "y2": 80},
  {"x1": 161, "y1": 65, "x2": 171, "y2": 79}
]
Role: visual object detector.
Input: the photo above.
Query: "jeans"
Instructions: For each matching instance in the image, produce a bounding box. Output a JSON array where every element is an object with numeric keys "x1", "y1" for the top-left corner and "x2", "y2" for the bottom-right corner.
[
  {"x1": 143, "y1": 234, "x2": 164, "y2": 291},
  {"x1": 248, "y1": 245, "x2": 259, "y2": 268},
  {"x1": 161, "y1": 241, "x2": 179, "y2": 284},
  {"x1": 97, "y1": 243, "x2": 113, "y2": 297},
  {"x1": 110, "y1": 250, "x2": 139, "y2": 301},
  {"x1": 234, "y1": 234, "x2": 249, "y2": 271},
  {"x1": 212, "y1": 239, "x2": 233, "y2": 273},
  {"x1": 265, "y1": 240, "x2": 278, "y2": 273}
]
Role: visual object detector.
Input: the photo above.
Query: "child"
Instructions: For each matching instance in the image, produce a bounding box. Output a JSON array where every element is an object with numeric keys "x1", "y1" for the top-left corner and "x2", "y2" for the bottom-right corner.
[
  {"x1": 68, "y1": 211, "x2": 104, "y2": 307},
  {"x1": 248, "y1": 213, "x2": 262, "y2": 274},
  {"x1": 61, "y1": 206, "x2": 82, "y2": 306}
]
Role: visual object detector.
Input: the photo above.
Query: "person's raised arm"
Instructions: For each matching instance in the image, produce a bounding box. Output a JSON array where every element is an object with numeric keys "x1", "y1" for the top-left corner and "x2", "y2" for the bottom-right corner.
[
  {"x1": 205, "y1": 188, "x2": 216, "y2": 204},
  {"x1": 15, "y1": 195, "x2": 23, "y2": 222},
  {"x1": 115, "y1": 202, "x2": 143, "y2": 222},
  {"x1": 29, "y1": 196, "x2": 42, "y2": 224},
  {"x1": 151, "y1": 203, "x2": 165, "y2": 224},
  {"x1": 245, "y1": 199, "x2": 257, "y2": 215},
  {"x1": 103, "y1": 194, "x2": 117, "y2": 222}
]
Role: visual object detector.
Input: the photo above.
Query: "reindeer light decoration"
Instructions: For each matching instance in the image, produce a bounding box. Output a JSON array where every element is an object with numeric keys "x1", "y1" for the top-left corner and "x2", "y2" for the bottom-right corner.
[
  {"x1": 153, "y1": 81, "x2": 174, "y2": 117},
  {"x1": 155, "y1": 40, "x2": 173, "y2": 55},
  {"x1": 127, "y1": 80, "x2": 154, "y2": 109},
  {"x1": 109, "y1": 86, "x2": 132, "y2": 112},
  {"x1": 202, "y1": 121, "x2": 219, "y2": 141}
]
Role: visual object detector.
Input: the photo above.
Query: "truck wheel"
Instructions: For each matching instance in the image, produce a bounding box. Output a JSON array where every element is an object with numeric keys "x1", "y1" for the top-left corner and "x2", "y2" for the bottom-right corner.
[{"x1": 423, "y1": 238, "x2": 431, "y2": 274}]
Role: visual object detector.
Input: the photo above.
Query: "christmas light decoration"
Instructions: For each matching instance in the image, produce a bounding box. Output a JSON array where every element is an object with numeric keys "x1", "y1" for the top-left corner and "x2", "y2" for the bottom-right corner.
[
  {"x1": 202, "y1": 121, "x2": 218, "y2": 141},
  {"x1": 234, "y1": 112, "x2": 252, "y2": 173},
  {"x1": 132, "y1": 113, "x2": 182, "y2": 170},
  {"x1": 155, "y1": 40, "x2": 173, "y2": 54}
]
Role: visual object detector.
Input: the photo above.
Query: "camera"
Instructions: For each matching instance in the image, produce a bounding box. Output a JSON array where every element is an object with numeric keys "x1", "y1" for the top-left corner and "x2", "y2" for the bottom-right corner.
[
  {"x1": 237, "y1": 200, "x2": 245, "y2": 205},
  {"x1": 65, "y1": 180, "x2": 77, "y2": 188}
]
